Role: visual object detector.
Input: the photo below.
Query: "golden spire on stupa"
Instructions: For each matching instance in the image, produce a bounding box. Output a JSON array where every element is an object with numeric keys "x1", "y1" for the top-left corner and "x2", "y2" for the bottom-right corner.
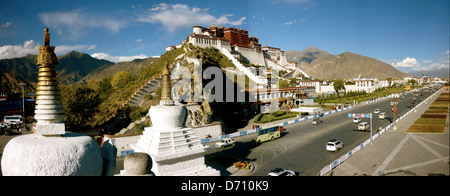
[
  {"x1": 160, "y1": 62, "x2": 174, "y2": 106},
  {"x1": 34, "y1": 27, "x2": 65, "y2": 136}
]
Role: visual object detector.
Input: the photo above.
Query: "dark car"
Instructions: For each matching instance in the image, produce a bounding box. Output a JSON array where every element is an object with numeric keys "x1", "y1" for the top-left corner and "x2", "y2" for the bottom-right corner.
[{"x1": 312, "y1": 118, "x2": 323, "y2": 125}]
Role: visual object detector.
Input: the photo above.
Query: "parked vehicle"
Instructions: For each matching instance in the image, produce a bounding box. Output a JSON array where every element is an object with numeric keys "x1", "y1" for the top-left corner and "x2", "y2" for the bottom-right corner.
[
  {"x1": 267, "y1": 168, "x2": 297, "y2": 176},
  {"x1": 3, "y1": 115, "x2": 24, "y2": 129},
  {"x1": 215, "y1": 138, "x2": 236, "y2": 148},
  {"x1": 358, "y1": 122, "x2": 370, "y2": 131},
  {"x1": 326, "y1": 139, "x2": 344, "y2": 152}
]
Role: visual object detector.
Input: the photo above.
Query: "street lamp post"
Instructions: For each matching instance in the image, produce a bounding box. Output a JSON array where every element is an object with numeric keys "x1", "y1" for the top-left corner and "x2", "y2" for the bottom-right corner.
[
  {"x1": 369, "y1": 112, "x2": 373, "y2": 144},
  {"x1": 338, "y1": 89, "x2": 345, "y2": 108},
  {"x1": 413, "y1": 88, "x2": 419, "y2": 112},
  {"x1": 19, "y1": 83, "x2": 26, "y2": 117},
  {"x1": 390, "y1": 93, "x2": 400, "y2": 130}
]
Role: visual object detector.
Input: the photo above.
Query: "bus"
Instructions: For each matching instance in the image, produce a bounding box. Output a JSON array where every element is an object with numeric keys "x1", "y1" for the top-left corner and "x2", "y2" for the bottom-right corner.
[{"x1": 256, "y1": 126, "x2": 281, "y2": 143}]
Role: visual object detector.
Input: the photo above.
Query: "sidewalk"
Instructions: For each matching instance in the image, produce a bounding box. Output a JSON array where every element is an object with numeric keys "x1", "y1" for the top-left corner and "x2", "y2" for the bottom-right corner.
[{"x1": 326, "y1": 88, "x2": 449, "y2": 176}]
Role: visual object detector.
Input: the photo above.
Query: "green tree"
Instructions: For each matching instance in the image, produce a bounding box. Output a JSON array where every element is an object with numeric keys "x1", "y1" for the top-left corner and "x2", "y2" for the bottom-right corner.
[
  {"x1": 407, "y1": 79, "x2": 417, "y2": 86},
  {"x1": 59, "y1": 85, "x2": 100, "y2": 130},
  {"x1": 111, "y1": 70, "x2": 134, "y2": 90},
  {"x1": 98, "y1": 76, "x2": 113, "y2": 101},
  {"x1": 333, "y1": 79, "x2": 346, "y2": 92},
  {"x1": 279, "y1": 79, "x2": 289, "y2": 88}
]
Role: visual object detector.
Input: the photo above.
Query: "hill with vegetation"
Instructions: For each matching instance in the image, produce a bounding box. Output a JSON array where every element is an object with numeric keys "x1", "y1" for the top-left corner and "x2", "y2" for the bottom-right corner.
[{"x1": 59, "y1": 43, "x2": 255, "y2": 134}]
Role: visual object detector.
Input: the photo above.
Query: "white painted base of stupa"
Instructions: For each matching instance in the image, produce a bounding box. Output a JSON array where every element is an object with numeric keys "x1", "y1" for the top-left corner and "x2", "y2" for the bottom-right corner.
[
  {"x1": 131, "y1": 126, "x2": 220, "y2": 176},
  {"x1": 1, "y1": 132, "x2": 103, "y2": 176},
  {"x1": 35, "y1": 123, "x2": 65, "y2": 135}
]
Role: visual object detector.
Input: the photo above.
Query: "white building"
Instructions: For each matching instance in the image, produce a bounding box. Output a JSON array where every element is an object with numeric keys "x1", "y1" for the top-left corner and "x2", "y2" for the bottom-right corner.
[{"x1": 299, "y1": 78, "x2": 392, "y2": 95}]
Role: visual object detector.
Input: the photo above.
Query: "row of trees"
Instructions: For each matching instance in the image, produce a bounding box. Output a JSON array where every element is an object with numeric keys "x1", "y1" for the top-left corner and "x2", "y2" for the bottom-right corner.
[{"x1": 316, "y1": 90, "x2": 368, "y2": 103}]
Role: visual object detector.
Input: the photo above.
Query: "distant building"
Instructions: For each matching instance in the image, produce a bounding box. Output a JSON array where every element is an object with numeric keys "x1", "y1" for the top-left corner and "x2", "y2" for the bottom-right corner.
[
  {"x1": 175, "y1": 25, "x2": 291, "y2": 71},
  {"x1": 0, "y1": 97, "x2": 36, "y2": 119}
]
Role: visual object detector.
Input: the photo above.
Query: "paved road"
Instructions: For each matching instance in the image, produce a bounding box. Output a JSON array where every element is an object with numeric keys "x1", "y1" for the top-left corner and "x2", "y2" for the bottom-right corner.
[{"x1": 205, "y1": 90, "x2": 432, "y2": 176}]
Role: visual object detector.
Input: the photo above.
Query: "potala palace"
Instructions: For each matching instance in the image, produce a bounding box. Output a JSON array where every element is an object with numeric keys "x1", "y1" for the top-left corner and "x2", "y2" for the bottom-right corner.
[{"x1": 167, "y1": 25, "x2": 309, "y2": 86}]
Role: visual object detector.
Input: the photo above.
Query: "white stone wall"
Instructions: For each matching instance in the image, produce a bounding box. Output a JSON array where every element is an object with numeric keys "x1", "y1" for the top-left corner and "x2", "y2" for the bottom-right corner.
[
  {"x1": 104, "y1": 134, "x2": 141, "y2": 157},
  {"x1": 188, "y1": 35, "x2": 232, "y2": 53},
  {"x1": 235, "y1": 46, "x2": 266, "y2": 66},
  {"x1": 192, "y1": 123, "x2": 222, "y2": 139}
]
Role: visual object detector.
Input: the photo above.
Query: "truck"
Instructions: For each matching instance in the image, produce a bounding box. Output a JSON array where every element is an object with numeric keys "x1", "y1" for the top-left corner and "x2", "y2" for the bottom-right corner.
[{"x1": 215, "y1": 138, "x2": 236, "y2": 148}]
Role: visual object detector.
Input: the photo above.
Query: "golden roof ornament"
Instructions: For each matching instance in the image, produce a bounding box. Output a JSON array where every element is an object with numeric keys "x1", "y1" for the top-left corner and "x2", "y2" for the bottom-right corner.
[{"x1": 37, "y1": 27, "x2": 58, "y2": 67}]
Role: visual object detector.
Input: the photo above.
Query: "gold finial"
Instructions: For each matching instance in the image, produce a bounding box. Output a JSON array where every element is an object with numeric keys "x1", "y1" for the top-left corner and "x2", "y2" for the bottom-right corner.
[
  {"x1": 38, "y1": 27, "x2": 58, "y2": 66},
  {"x1": 44, "y1": 27, "x2": 50, "y2": 46},
  {"x1": 160, "y1": 62, "x2": 173, "y2": 106},
  {"x1": 162, "y1": 62, "x2": 170, "y2": 75}
]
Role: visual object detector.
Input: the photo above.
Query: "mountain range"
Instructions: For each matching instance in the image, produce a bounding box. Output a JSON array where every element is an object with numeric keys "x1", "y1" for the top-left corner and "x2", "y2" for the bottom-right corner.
[
  {"x1": 1, "y1": 46, "x2": 427, "y2": 93},
  {"x1": 286, "y1": 46, "x2": 411, "y2": 80},
  {"x1": 0, "y1": 51, "x2": 157, "y2": 93}
]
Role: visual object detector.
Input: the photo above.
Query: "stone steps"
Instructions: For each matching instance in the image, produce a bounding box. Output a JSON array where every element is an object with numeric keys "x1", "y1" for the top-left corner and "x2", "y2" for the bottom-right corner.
[{"x1": 125, "y1": 76, "x2": 163, "y2": 107}]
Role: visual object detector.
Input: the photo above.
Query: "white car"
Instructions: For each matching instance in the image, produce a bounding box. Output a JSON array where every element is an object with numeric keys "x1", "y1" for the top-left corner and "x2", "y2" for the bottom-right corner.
[
  {"x1": 3, "y1": 115, "x2": 24, "y2": 129},
  {"x1": 379, "y1": 112, "x2": 386, "y2": 119},
  {"x1": 326, "y1": 139, "x2": 344, "y2": 152},
  {"x1": 374, "y1": 109, "x2": 380, "y2": 114},
  {"x1": 267, "y1": 168, "x2": 297, "y2": 176},
  {"x1": 353, "y1": 117, "x2": 361, "y2": 123},
  {"x1": 358, "y1": 122, "x2": 370, "y2": 131},
  {"x1": 215, "y1": 138, "x2": 236, "y2": 148}
]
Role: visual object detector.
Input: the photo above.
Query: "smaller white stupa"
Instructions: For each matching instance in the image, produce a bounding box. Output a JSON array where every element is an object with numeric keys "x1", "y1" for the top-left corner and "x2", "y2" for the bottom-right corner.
[{"x1": 131, "y1": 63, "x2": 219, "y2": 176}]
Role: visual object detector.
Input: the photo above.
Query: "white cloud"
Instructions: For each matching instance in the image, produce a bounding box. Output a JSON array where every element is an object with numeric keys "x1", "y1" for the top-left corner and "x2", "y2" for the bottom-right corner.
[
  {"x1": 136, "y1": 39, "x2": 143, "y2": 43},
  {"x1": 138, "y1": 3, "x2": 247, "y2": 32},
  {"x1": 0, "y1": 40, "x2": 98, "y2": 59},
  {"x1": 91, "y1": 52, "x2": 148, "y2": 63},
  {"x1": 0, "y1": 40, "x2": 39, "y2": 59},
  {"x1": 39, "y1": 9, "x2": 127, "y2": 40},
  {"x1": 442, "y1": 50, "x2": 450, "y2": 55},
  {"x1": 390, "y1": 57, "x2": 420, "y2": 68},
  {"x1": 1, "y1": 21, "x2": 12, "y2": 28},
  {"x1": 284, "y1": 18, "x2": 306, "y2": 26},
  {"x1": 284, "y1": 20, "x2": 297, "y2": 25},
  {"x1": 412, "y1": 63, "x2": 448, "y2": 71},
  {"x1": 87, "y1": 44, "x2": 97, "y2": 50}
]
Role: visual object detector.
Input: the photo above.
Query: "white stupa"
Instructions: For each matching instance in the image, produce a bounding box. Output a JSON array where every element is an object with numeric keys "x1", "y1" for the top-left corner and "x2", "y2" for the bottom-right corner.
[
  {"x1": 1, "y1": 28, "x2": 104, "y2": 176},
  {"x1": 131, "y1": 63, "x2": 219, "y2": 176}
]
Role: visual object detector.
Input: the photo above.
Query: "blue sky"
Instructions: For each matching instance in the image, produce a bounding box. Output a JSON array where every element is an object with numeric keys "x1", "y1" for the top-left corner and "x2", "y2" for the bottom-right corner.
[{"x1": 0, "y1": 0, "x2": 448, "y2": 73}]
